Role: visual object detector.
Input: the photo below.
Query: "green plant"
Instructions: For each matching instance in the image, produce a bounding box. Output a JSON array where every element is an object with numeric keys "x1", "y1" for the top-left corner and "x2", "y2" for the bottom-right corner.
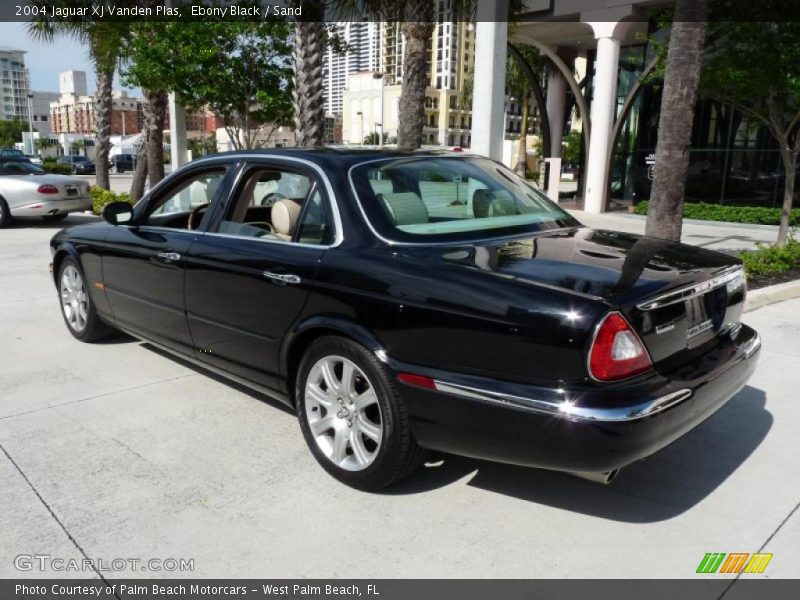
[
  {"x1": 41, "y1": 160, "x2": 72, "y2": 175},
  {"x1": 738, "y1": 238, "x2": 800, "y2": 277},
  {"x1": 89, "y1": 185, "x2": 133, "y2": 216},
  {"x1": 633, "y1": 201, "x2": 800, "y2": 227}
]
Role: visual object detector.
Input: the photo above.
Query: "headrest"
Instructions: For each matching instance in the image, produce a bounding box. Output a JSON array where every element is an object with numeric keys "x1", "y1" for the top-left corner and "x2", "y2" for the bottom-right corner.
[
  {"x1": 380, "y1": 192, "x2": 429, "y2": 226},
  {"x1": 272, "y1": 199, "x2": 302, "y2": 236}
]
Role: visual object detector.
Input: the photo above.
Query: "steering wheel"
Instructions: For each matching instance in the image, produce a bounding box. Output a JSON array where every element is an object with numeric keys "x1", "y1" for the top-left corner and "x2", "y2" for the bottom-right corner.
[
  {"x1": 187, "y1": 203, "x2": 210, "y2": 230},
  {"x1": 244, "y1": 221, "x2": 275, "y2": 234},
  {"x1": 260, "y1": 192, "x2": 287, "y2": 207}
]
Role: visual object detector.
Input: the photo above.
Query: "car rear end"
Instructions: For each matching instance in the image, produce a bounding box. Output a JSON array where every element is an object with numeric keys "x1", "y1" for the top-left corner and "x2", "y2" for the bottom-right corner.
[
  {"x1": 396, "y1": 252, "x2": 760, "y2": 479},
  {"x1": 11, "y1": 178, "x2": 92, "y2": 217}
]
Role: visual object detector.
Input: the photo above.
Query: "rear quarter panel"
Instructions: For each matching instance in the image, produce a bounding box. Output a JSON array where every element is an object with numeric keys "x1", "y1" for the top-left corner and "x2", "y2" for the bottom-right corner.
[{"x1": 303, "y1": 248, "x2": 608, "y2": 386}]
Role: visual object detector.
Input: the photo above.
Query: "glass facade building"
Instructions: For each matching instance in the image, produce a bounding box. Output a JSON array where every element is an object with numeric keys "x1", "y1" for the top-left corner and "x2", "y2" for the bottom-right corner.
[{"x1": 586, "y1": 36, "x2": 787, "y2": 209}]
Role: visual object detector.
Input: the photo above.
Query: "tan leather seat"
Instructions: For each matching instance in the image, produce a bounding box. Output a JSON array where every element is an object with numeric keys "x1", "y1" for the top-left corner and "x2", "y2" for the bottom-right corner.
[
  {"x1": 272, "y1": 198, "x2": 302, "y2": 241},
  {"x1": 380, "y1": 192, "x2": 429, "y2": 226}
]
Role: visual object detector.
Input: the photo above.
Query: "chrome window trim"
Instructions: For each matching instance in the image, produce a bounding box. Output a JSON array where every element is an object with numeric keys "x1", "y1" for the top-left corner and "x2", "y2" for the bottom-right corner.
[
  {"x1": 636, "y1": 266, "x2": 744, "y2": 311},
  {"x1": 433, "y1": 379, "x2": 694, "y2": 422},
  {"x1": 346, "y1": 156, "x2": 580, "y2": 248},
  {"x1": 164, "y1": 154, "x2": 344, "y2": 248}
]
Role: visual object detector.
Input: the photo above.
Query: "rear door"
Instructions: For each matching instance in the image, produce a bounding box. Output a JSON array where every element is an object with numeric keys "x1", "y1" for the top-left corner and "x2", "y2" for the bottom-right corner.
[
  {"x1": 184, "y1": 160, "x2": 338, "y2": 391},
  {"x1": 103, "y1": 164, "x2": 233, "y2": 353}
]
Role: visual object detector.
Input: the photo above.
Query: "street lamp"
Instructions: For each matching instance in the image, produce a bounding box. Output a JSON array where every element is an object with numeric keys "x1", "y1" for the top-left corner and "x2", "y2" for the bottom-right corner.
[
  {"x1": 26, "y1": 93, "x2": 35, "y2": 155},
  {"x1": 356, "y1": 111, "x2": 363, "y2": 145},
  {"x1": 372, "y1": 72, "x2": 385, "y2": 146}
]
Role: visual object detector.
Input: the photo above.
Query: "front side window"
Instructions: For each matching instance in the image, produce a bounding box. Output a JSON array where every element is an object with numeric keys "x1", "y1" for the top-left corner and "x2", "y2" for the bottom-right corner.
[
  {"x1": 219, "y1": 166, "x2": 333, "y2": 245},
  {"x1": 350, "y1": 156, "x2": 578, "y2": 243},
  {"x1": 145, "y1": 168, "x2": 227, "y2": 230}
]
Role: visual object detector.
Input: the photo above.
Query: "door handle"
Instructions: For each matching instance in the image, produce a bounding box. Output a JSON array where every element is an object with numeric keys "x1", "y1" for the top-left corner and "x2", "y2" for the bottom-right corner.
[
  {"x1": 263, "y1": 271, "x2": 301, "y2": 285},
  {"x1": 155, "y1": 251, "x2": 181, "y2": 263}
]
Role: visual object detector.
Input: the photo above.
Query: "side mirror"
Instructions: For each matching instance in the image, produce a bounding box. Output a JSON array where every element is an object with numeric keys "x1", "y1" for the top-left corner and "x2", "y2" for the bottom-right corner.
[{"x1": 101, "y1": 201, "x2": 134, "y2": 225}]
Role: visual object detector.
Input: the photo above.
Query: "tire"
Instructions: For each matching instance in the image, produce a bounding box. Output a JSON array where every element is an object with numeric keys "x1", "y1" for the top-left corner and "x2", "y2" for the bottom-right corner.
[
  {"x1": 0, "y1": 197, "x2": 12, "y2": 228},
  {"x1": 295, "y1": 336, "x2": 428, "y2": 491},
  {"x1": 42, "y1": 213, "x2": 68, "y2": 222},
  {"x1": 57, "y1": 257, "x2": 115, "y2": 342}
]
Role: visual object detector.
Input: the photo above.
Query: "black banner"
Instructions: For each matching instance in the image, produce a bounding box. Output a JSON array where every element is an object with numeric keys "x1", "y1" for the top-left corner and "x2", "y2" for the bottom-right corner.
[{"x1": 2, "y1": 580, "x2": 800, "y2": 600}]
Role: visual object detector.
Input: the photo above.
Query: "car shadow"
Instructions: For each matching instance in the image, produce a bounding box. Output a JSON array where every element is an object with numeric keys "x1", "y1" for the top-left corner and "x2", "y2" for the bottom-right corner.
[
  {"x1": 139, "y1": 342, "x2": 295, "y2": 416},
  {"x1": 9, "y1": 214, "x2": 99, "y2": 228},
  {"x1": 385, "y1": 386, "x2": 771, "y2": 522}
]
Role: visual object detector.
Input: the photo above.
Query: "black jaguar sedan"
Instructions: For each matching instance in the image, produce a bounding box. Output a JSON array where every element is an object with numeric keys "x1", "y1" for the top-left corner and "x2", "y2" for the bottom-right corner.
[{"x1": 49, "y1": 149, "x2": 760, "y2": 490}]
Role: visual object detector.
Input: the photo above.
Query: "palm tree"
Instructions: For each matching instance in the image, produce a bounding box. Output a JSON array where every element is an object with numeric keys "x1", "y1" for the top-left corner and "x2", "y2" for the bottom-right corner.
[
  {"x1": 292, "y1": 0, "x2": 326, "y2": 147},
  {"x1": 397, "y1": 2, "x2": 435, "y2": 150},
  {"x1": 28, "y1": 9, "x2": 127, "y2": 190},
  {"x1": 505, "y1": 46, "x2": 546, "y2": 178},
  {"x1": 644, "y1": 0, "x2": 709, "y2": 241}
]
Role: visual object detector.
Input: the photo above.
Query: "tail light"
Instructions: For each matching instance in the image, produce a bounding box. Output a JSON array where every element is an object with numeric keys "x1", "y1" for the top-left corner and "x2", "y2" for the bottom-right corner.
[
  {"x1": 37, "y1": 184, "x2": 59, "y2": 194},
  {"x1": 588, "y1": 312, "x2": 652, "y2": 381}
]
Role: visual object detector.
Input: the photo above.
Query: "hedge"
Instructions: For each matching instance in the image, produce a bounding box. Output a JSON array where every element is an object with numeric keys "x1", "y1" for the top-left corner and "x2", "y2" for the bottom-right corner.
[
  {"x1": 89, "y1": 185, "x2": 134, "y2": 216},
  {"x1": 633, "y1": 201, "x2": 800, "y2": 227},
  {"x1": 41, "y1": 161, "x2": 73, "y2": 175},
  {"x1": 739, "y1": 239, "x2": 800, "y2": 276}
]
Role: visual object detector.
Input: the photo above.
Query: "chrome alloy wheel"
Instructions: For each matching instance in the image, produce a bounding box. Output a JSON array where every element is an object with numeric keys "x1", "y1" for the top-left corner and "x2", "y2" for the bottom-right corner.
[
  {"x1": 304, "y1": 355, "x2": 383, "y2": 471},
  {"x1": 60, "y1": 264, "x2": 88, "y2": 333}
]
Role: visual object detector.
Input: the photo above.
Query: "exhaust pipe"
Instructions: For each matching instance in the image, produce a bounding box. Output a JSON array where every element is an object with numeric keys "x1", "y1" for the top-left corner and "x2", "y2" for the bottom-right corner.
[{"x1": 570, "y1": 469, "x2": 620, "y2": 485}]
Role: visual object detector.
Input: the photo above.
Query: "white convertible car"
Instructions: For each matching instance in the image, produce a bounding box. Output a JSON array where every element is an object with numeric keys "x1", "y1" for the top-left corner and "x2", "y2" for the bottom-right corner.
[{"x1": 0, "y1": 161, "x2": 91, "y2": 228}]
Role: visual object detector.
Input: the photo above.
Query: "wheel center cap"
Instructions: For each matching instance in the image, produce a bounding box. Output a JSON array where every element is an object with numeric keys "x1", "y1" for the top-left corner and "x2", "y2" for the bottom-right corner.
[{"x1": 336, "y1": 407, "x2": 350, "y2": 420}]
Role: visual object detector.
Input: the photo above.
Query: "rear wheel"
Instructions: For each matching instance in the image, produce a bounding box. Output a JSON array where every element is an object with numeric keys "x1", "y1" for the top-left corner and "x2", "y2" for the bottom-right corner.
[
  {"x1": 295, "y1": 336, "x2": 427, "y2": 490},
  {"x1": 0, "y1": 197, "x2": 11, "y2": 228},
  {"x1": 57, "y1": 257, "x2": 114, "y2": 342}
]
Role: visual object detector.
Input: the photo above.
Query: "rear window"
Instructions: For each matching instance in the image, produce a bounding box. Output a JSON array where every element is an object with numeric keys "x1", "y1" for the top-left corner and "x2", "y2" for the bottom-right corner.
[{"x1": 349, "y1": 156, "x2": 578, "y2": 243}]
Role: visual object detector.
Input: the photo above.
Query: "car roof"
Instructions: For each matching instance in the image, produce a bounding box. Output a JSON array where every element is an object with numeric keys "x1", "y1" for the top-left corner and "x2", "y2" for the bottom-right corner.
[{"x1": 193, "y1": 147, "x2": 473, "y2": 171}]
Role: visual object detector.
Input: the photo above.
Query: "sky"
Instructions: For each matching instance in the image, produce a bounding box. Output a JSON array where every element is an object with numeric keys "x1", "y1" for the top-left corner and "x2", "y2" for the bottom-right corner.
[{"x1": 0, "y1": 22, "x2": 131, "y2": 93}]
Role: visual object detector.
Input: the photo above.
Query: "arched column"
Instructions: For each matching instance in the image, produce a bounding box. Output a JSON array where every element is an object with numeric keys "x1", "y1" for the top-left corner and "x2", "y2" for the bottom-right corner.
[
  {"x1": 583, "y1": 21, "x2": 632, "y2": 213},
  {"x1": 471, "y1": 0, "x2": 509, "y2": 160}
]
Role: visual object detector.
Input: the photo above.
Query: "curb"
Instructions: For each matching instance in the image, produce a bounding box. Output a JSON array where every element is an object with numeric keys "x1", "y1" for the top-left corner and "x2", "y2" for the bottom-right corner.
[{"x1": 744, "y1": 279, "x2": 800, "y2": 313}]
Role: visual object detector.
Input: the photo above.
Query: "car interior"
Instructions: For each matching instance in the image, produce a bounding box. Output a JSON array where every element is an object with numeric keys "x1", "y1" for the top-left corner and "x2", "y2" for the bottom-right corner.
[
  {"x1": 218, "y1": 169, "x2": 327, "y2": 243},
  {"x1": 364, "y1": 160, "x2": 565, "y2": 235}
]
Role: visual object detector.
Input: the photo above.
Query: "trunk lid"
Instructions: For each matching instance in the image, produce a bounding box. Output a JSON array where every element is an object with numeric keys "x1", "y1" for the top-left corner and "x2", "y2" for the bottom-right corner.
[{"x1": 414, "y1": 227, "x2": 746, "y2": 369}]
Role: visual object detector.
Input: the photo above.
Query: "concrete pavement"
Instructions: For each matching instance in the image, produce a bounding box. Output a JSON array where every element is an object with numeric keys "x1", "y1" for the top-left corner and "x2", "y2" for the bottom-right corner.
[
  {"x1": 570, "y1": 210, "x2": 778, "y2": 254},
  {"x1": 0, "y1": 217, "x2": 797, "y2": 580}
]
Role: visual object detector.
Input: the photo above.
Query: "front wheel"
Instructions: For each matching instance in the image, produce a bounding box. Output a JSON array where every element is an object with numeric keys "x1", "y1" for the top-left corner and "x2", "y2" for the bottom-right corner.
[
  {"x1": 295, "y1": 336, "x2": 427, "y2": 490},
  {"x1": 57, "y1": 257, "x2": 115, "y2": 342}
]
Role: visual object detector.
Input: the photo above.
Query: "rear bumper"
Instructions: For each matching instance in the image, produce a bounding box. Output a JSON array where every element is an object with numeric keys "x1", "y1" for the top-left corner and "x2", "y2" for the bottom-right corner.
[
  {"x1": 394, "y1": 323, "x2": 760, "y2": 473},
  {"x1": 12, "y1": 197, "x2": 92, "y2": 217}
]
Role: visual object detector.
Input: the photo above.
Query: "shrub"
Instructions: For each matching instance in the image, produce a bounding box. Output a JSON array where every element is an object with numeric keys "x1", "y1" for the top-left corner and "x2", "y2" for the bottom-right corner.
[
  {"x1": 89, "y1": 185, "x2": 134, "y2": 215},
  {"x1": 41, "y1": 160, "x2": 72, "y2": 175},
  {"x1": 633, "y1": 201, "x2": 800, "y2": 226},
  {"x1": 738, "y1": 239, "x2": 800, "y2": 277}
]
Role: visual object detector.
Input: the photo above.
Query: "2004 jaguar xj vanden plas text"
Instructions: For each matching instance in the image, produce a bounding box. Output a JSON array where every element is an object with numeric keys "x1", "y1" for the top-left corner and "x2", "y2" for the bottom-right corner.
[{"x1": 49, "y1": 150, "x2": 760, "y2": 490}]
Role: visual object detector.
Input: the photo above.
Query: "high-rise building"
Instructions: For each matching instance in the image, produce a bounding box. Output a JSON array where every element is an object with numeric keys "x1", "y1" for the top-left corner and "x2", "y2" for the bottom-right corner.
[
  {"x1": 0, "y1": 47, "x2": 32, "y2": 122},
  {"x1": 58, "y1": 70, "x2": 88, "y2": 97},
  {"x1": 324, "y1": 21, "x2": 381, "y2": 116}
]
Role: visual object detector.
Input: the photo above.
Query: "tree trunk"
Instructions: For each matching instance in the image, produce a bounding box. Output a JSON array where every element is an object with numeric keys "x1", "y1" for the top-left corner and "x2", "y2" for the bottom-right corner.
[
  {"x1": 144, "y1": 89, "x2": 167, "y2": 187},
  {"x1": 292, "y1": 0, "x2": 325, "y2": 147},
  {"x1": 130, "y1": 144, "x2": 148, "y2": 201},
  {"x1": 94, "y1": 65, "x2": 114, "y2": 190},
  {"x1": 515, "y1": 97, "x2": 529, "y2": 177},
  {"x1": 644, "y1": 0, "x2": 708, "y2": 241},
  {"x1": 777, "y1": 144, "x2": 798, "y2": 245},
  {"x1": 397, "y1": 2, "x2": 435, "y2": 151}
]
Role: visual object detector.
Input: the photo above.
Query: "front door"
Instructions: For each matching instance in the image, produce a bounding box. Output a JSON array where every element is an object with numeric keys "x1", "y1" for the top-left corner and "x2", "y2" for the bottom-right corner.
[
  {"x1": 184, "y1": 161, "x2": 337, "y2": 391},
  {"x1": 103, "y1": 165, "x2": 232, "y2": 353}
]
